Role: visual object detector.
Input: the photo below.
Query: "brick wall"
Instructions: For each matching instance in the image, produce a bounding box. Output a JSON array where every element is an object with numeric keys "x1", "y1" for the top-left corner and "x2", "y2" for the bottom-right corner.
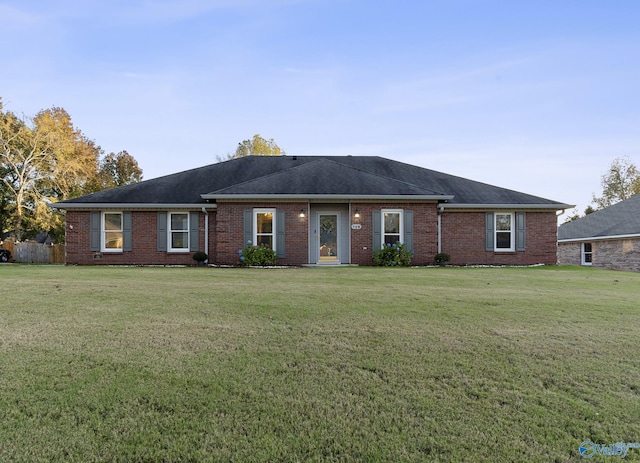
[
  {"x1": 65, "y1": 210, "x2": 211, "y2": 266},
  {"x1": 441, "y1": 211, "x2": 558, "y2": 265},
  {"x1": 215, "y1": 202, "x2": 309, "y2": 266},
  {"x1": 558, "y1": 238, "x2": 640, "y2": 272},
  {"x1": 557, "y1": 242, "x2": 581, "y2": 266},
  {"x1": 350, "y1": 202, "x2": 438, "y2": 266},
  {"x1": 65, "y1": 206, "x2": 561, "y2": 267}
]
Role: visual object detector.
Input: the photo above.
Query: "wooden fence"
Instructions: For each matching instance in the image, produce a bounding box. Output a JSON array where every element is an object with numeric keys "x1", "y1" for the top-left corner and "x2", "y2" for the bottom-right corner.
[{"x1": 1, "y1": 241, "x2": 65, "y2": 264}]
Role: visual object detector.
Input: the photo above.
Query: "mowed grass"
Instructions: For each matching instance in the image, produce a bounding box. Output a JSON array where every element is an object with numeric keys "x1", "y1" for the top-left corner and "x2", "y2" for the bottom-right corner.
[{"x1": 1, "y1": 265, "x2": 639, "y2": 462}]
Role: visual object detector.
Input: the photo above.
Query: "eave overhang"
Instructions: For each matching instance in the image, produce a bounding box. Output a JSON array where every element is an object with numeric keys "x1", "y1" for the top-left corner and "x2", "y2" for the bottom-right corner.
[
  {"x1": 441, "y1": 203, "x2": 574, "y2": 210},
  {"x1": 52, "y1": 203, "x2": 217, "y2": 210},
  {"x1": 558, "y1": 233, "x2": 640, "y2": 243}
]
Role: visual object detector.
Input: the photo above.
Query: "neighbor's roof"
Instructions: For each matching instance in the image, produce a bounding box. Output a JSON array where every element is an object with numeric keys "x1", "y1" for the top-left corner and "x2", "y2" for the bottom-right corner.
[
  {"x1": 55, "y1": 155, "x2": 570, "y2": 209},
  {"x1": 558, "y1": 195, "x2": 640, "y2": 241}
]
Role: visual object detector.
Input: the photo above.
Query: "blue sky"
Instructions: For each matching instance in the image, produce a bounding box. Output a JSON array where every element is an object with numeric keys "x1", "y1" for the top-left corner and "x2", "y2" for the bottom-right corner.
[{"x1": 2, "y1": 0, "x2": 639, "y2": 218}]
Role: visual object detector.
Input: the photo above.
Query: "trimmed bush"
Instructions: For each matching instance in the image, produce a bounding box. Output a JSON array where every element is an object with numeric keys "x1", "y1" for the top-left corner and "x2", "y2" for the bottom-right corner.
[{"x1": 372, "y1": 242, "x2": 413, "y2": 267}]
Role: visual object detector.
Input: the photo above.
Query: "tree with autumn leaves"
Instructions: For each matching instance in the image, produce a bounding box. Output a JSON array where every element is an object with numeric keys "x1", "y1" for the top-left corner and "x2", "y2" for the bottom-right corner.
[{"x1": 0, "y1": 99, "x2": 142, "y2": 242}]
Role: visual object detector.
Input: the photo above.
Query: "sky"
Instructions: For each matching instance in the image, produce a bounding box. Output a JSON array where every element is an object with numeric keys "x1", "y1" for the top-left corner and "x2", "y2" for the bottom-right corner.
[{"x1": 2, "y1": 0, "x2": 640, "y2": 220}]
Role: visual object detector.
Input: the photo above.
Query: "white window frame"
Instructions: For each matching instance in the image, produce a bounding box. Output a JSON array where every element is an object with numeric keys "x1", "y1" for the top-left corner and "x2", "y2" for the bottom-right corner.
[
  {"x1": 102, "y1": 211, "x2": 123, "y2": 252},
  {"x1": 581, "y1": 242, "x2": 593, "y2": 266},
  {"x1": 381, "y1": 209, "x2": 404, "y2": 247},
  {"x1": 168, "y1": 212, "x2": 190, "y2": 252},
  {"x1": 494, "y1": 212, "x2": 515, "y2": 252},
  {"x1": 254, "y1": 208, "x2": 276, "y2": 251}
]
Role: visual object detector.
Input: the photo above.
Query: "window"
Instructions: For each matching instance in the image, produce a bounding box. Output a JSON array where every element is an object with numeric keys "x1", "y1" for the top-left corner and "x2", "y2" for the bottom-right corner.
[
  {"x1": 582, "y1": 242, "x2": 593, "y2": 265},
  {"x1": 382, "y1": 209, "x2": 403, "y2": 246},
  {"x1": 254, "y1": 209, "x2": 276, "y2": 250},
  {"x1": 495, "y1": 213, "x2": 514, "y2": 251},
  {"x1": 102, "y1": 212, "x2": 123, "y2": 252},
  {"x1": 169, "y1": 212, "x2": 189, "y2": 251}
]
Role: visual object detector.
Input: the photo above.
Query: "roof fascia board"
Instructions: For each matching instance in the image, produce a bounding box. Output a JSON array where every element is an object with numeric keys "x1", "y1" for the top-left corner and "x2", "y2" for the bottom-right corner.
[
  {"x1": 202, "y1": 194, "x2": 454, "y2": 201},
  {"x1": 442, "y1": 203, "x2": 573, "y2": 210},
  {"x1": 52, "y1": 203, "x2": 217, "y2": 210},
  {"x1": 558, "y1": 233, "x2": 640, "y2": 243}
]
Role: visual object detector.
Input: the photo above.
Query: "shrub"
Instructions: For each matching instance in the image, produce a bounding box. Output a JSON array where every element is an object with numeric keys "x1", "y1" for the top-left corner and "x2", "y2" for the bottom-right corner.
[
  {"x1": 192, "y1": 251, "x2": 208, "y2": 263},
  {"x1": 239, "y1": 242, "x2": 277, "y2": 266},
  {"x1": 372, "y1": 242, "x2": 413, "y2": 267},
  {"x1": 434, "y1": 253, "x2": 451, "y2": 265}
]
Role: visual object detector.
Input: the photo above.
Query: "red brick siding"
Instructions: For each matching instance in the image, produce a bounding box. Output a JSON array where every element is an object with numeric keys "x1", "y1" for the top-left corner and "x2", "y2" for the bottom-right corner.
[
  {"x1": 65, "y1": 210, "x2": 210, "y2": 266},
  {"x1": 215, "y1": 202, "x2": 309, "y2": 265},
  {"x1": 350, "y1": 202, "x2": 438, "y2": 266},
  {"x1": 65, "y1": 206, "x2": 559, "y2": 266},
  {"x1": 440, "y1": 211, "x2": 558, "y2": 265}
]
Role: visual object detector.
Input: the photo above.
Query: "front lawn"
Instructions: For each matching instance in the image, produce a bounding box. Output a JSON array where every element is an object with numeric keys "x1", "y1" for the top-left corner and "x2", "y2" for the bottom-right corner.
[{"x1": 1, "y1": 265, "x2": 639, "y2": 462}]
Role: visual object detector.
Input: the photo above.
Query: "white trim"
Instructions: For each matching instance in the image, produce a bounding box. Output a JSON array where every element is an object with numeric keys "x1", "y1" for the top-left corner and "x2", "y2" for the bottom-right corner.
[
  {"x1": 253, "y1": 208, "x2": 276, "y2": 252},
  {"x1": 494, "y1": 212, "x2": 515, "y2": 252},
  {"x1": 101, "y1": 211, "x2": 123, "y2": 253},
  {"x1": 168, "y1": 212, "x2": 190, "y2": 253},
  {"x1": 558, "y1": 233, "x2": 640, "y2": 243},
  {"x1": 381, "y1": 209, "x2": 404, "y2": 247},
  {"x1": 443, "y1": 203, "x2": 573, "y2": 210},
  {"x1": 581, "y1": 242, "x2": 593, "y2": 266},
  {"x1": 53, "y1": 203, "x2": 217, "y2": 210}
]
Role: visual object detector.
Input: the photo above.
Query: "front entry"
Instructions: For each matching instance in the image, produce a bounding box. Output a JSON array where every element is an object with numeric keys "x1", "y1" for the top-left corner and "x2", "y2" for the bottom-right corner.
[{"x1": 318, "y1": 213, "x2": 340, "y2": 263}]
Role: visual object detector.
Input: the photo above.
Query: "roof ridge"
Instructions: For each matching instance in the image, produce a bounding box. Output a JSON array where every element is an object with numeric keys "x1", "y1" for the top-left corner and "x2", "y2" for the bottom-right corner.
[
  {"x1": 324, "y1": 157, "x2": 449, "y2": 196},
  {"x1": 206, "y1": 158, "x2": 326, "y2": 194},
  {"x1": 209, "y1": 157, "x2": 446, "y2": 196}
]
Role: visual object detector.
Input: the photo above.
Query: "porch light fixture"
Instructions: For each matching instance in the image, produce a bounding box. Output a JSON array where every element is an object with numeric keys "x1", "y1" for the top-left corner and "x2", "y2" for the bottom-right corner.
[
  {"x1": 354, "y1": 209, "x2": 360, "y2": 218},
  {"x1": 299, "y1": 209, "x2": 305, "y2": 218}
]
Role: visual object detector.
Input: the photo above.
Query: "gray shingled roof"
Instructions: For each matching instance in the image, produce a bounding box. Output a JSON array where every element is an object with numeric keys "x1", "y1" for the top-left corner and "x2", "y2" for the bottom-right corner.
[
  {"x1": 558, "y1": 195, "x2": 640, "y2": 240},
  {"x1": 55, "y1": 155, "x2": 570, "y2": 208}
]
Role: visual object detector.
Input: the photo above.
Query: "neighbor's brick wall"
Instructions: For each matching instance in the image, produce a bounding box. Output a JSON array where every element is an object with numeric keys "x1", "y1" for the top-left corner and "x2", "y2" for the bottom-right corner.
[
  {"x1": 215, "y1": 202, "x2": 309, "y2": 265},
  {"x1": 350, "y1": 202, "x2": 439, "y2": 266},
  {"x1": 594, "y1": 238, "x2": 640, "y2": 271},
  {"x1": 65, "y1": 210, "x2": 211, "y2": 266},
  {"x1": 441, "y1": 211, "x2": 558, "y2": 265},
  {"x1": 557, "y1": 242, "x2": 581, "y2": 266},
  {"x1": 558, "y1": 239, "x2": 640, "y2": 272}
]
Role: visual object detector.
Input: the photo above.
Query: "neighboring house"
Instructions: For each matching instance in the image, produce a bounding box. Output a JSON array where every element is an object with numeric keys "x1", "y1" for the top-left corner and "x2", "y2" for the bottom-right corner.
[
  {"x1": 54, "y1": 156, "x2": 571, "y2": 266},
  {"x1": 558, "y1": 195, "x2": 640, "y2": 272}
]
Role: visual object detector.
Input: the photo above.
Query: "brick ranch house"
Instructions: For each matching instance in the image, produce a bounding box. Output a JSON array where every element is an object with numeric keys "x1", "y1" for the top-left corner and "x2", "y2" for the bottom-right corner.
[
  {"x1": 54, "y1": 156, "x2": 571, "y2": 266},
  {"x1": 558, "y1": 195, "x2": 640, "y2": 272}
]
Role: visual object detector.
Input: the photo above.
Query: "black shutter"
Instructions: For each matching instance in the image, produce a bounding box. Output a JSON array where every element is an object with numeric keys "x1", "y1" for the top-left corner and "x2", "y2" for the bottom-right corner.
[
  {"x1": 123, "y1": 211, "x2": 132, "y2": 251},
  {"x1": 90, "y1": 211, "x2": 100, "y2": 251},
  {"x1": 189, "y1": 212, "x2": 199, "y2": 252},
  {"x1": 276, "y1": 211, "x2": 285, "y2": 258},
  {"x1": 372, "y1": 210, "x2": 381, "y2": 252},
  {"x1": 485, "y1": 212, "x2": 494, "y2": 251},
  {"x1": 404, "y1": 211, "x2": 414, "y2": 253},
  {"x1": 157, "y1": 212, "x2": 167, "y2": 251},
  {"x1": 243, "y1": 210, "x2": 253, "y2": 247},
  {"x1": 516, "y1": 212, "x2": 526, "y2": 251}
]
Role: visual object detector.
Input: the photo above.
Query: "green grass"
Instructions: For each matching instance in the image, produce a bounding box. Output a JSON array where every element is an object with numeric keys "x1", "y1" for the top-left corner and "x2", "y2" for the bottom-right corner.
[{"x1": 1, "y1": 265, "x2": 639, "y2": 462}]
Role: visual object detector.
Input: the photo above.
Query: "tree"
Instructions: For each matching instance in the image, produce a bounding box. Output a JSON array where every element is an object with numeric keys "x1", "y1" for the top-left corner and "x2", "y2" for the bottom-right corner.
[
  {"x1": 0, "y1": 99, "x2": 143, "y2": 242},
  {"x1": 95, "y1": 150, "x2": 143, "y2": 189},
  {"x1": 33, "y1": 107, "x2": 101, "y2": 200},
  {"x1": 592, "y1": 156, "x2": 640, "y2": 210},
  {"x1": 217, "y1": 134, "x2": 285, "y2": 161},
  {"x1": 0, "y1": 104, "x2": 55, "y2": 241}
]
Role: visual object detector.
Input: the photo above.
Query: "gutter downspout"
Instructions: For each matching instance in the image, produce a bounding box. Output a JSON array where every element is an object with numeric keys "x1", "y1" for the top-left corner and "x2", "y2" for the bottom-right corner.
[
  {"x1": 202, "y1": 207, "x2": 209, "y2": 263},
  {"x1": 437, "y1": 204, "x2": 445, "y2": 254}
]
